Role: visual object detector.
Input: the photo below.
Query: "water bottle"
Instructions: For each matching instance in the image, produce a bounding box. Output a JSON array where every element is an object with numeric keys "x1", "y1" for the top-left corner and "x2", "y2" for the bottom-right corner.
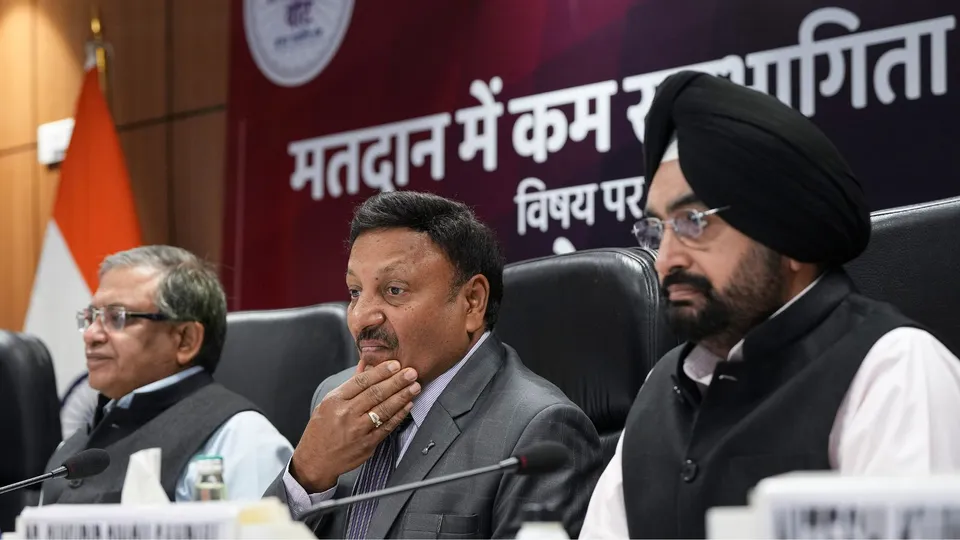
[
  {"x1": 193, "y1": 455, "x2": 227, "y2": 501},
  {"x1": 515, "y1": 503, "x2": 570, "y2": 540}
]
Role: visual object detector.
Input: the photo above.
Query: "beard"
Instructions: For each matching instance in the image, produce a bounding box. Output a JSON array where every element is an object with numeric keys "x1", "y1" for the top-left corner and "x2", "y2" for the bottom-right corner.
[{"x1": 660, "y1": 244, "x2": 786, "y2": 349}]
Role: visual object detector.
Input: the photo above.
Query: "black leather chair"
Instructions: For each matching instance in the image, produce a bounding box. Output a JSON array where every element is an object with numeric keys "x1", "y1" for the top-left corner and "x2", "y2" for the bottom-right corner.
[
  {"x1": 845, "y1": 196, "x2": 960, "y2": 355},
  {"x1": 0, "y1": 331, "x2": 61, "y2": 531},
  {"x1": 495, "y1": 248, "x2": 679, "y2": 462},
  {"x1": 214, "y1": 302, "x2": 358, "y2": 446}
]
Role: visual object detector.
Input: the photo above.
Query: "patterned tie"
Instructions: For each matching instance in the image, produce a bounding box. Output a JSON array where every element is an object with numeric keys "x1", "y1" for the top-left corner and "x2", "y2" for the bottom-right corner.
[{"x1": 344, "y1": 418, "x2": 412, "y2": 539}]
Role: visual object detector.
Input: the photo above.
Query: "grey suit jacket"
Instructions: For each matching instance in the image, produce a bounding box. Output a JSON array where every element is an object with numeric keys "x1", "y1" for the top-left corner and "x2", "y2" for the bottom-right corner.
[{"x1": 265, "y1": 334, "x2": 603, "y2": 539}]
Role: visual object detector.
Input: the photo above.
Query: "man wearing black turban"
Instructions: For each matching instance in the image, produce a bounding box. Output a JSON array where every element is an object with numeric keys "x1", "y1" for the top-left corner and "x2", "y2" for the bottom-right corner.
[{"x1": 580, "y1": 72, "x2": 960, "y2": 539}]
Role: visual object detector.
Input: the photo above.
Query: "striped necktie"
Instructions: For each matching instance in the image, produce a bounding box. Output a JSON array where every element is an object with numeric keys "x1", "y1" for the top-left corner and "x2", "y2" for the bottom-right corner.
[{"x1": 344, "y1": 418, "x2": 412, "y2": 539}]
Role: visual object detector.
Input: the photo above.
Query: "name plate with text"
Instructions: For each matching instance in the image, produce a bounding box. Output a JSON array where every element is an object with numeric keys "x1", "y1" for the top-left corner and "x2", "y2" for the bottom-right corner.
[
  {"x1": 752, "y1": 473, "x2": 960, "y2": 539},
  {"x1": 17, "y1": 502, "x2": 242, "y2": 540}
]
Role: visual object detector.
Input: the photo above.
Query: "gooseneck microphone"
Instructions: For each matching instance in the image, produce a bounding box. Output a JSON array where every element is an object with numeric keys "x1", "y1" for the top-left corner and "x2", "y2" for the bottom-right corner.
[
  {"x1": 0, "y1": 448, "x2": 111, "y2": 496},
  {"x1": 298, "y1": 442, "x2": 570, "y2": 520}
]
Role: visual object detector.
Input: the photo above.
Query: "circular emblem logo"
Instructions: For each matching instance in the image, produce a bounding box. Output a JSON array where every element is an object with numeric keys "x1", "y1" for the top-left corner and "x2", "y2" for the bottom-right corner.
[{"x1": 244, "y1": 0, "x2": 354, "y2": 88}]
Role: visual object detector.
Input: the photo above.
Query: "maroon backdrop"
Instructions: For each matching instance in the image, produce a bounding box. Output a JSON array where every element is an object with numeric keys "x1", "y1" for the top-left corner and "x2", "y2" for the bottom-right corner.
[{"x1": 224, "y1": 0, "x2": 958, "y2": 311}]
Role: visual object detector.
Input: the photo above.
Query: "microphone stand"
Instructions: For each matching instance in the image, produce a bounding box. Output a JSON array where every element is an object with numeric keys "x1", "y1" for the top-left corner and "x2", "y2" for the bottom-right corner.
[
  {"x1": 299, "y1": 457, "x2": 519, "y2": 519},
  {"x1": 0, "y1": 467, "x2": 66, "y2": 496}
]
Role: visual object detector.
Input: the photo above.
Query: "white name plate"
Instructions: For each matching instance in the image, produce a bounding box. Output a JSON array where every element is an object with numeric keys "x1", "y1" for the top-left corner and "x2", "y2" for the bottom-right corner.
[
  {"x1": 17, "y1": 502, "x2": 241, "y2": 540},
  {"x1": 751, "y1": 472, "x2": 960, "y2": 539}
]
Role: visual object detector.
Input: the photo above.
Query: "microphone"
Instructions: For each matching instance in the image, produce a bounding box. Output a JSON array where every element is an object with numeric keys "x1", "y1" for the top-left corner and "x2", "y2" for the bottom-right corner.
[
  {"x1": 0, "y1": 448, "x2": 110, "y2": 496},
  {"x1": 298, "y1": 442, "x2": 570, "y2": 520}
]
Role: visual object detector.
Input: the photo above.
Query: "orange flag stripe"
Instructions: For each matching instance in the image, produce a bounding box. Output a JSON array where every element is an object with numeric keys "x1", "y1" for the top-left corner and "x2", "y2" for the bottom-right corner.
[{"x1": 54, "y1": 68, "x2": 142, "y2": 292}]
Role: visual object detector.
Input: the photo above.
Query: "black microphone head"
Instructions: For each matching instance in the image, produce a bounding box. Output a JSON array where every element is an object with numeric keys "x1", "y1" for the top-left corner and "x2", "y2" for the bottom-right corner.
[
  {"x1": 62, "y1": 449, "x2": 110, "y2": 480},
  {"x1": 514, "y1": 442, "x2": 570, "y2": 475}
]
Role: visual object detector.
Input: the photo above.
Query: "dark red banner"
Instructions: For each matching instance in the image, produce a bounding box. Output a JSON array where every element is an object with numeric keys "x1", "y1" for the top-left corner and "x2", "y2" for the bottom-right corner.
[{"x1": 225, "y1": 0, "x2": 958, "y2": 310}]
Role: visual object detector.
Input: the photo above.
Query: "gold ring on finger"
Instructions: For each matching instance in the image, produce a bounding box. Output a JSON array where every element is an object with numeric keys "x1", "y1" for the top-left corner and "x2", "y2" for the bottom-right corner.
[{"x1": 368, "y1": 411, "x2": 383, "y2": 428}]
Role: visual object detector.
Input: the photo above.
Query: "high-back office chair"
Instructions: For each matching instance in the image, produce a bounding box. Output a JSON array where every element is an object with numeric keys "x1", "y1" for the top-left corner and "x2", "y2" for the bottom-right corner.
[
  {"x1": 215, "y1": 302, "x2": 358, "y2": 445},
  {"x1": 0, "y1": 331, "x2": 61, "y2": 531},
  {"x1": 845, "y1": 196, "x2": 960, "y2": 355},
  {"x1": 496, "y1": 248, "x2": 679, "y2": 462}
]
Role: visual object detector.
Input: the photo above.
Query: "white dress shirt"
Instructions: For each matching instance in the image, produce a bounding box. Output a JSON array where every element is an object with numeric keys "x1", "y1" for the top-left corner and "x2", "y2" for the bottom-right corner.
[
  {"x1": 42, "y1": 366, "x2": 293, "y2": 504},
  {"x1": 579, "y1": 279, "x2": 960, "y2": 538},
  {"x1": 282, "y1": 331, "x2": 492, "y2": 517},
  {"x1": 60, "y1": 373, "x2": 99, "y2": 440}
]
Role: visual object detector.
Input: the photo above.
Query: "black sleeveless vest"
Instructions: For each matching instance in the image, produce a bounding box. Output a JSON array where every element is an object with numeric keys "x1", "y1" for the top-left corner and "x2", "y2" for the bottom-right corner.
[
  {"x1": 622, "y1": 270, "x2": 921, "y2": 538},
  {"x1": 41, "y1": 371, "x2": 260, "y2": 504}
]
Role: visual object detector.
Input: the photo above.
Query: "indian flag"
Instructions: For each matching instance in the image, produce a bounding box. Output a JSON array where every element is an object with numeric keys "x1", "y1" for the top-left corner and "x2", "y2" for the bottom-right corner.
[{"x1": 24, "y1": 66, "x2": 142, "y2": 398}]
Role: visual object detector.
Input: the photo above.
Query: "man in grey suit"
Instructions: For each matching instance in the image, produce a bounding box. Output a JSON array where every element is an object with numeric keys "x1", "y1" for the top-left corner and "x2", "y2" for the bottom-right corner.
[{"x1": 265, "y1": 191, "x2": 603, "y2": 539}]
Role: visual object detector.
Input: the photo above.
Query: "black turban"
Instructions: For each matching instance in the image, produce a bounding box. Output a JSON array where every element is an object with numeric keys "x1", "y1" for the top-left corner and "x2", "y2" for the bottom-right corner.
[{"x1": 643, "y1": 71, "x2": 871, "y2": 265}]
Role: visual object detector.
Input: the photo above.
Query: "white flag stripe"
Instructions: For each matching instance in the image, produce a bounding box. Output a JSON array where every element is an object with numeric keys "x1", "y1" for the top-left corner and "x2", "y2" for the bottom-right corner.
[{"x1": 23, "y1": 221, "x2": 92, "y2": 396}]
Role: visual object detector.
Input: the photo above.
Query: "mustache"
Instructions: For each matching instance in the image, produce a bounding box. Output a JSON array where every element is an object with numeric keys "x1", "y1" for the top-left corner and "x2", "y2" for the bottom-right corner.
[
  {"x1": 356, "y1": 325, "x2": 399, "y2": 350},
  {"x1": 660, "y1": 271, "x2": 714, "y2": 300}
]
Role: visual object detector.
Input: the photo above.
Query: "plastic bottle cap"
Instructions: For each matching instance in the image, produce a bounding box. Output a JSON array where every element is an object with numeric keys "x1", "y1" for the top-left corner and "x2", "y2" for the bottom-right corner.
[{"x1": 195, "y1": 455, "x2": 224, "y2": 476}]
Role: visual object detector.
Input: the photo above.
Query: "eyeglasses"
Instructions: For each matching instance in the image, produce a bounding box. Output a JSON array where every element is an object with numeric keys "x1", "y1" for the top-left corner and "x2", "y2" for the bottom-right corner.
[
  {"x1": 631, "y1": 206, "x2": 730, "y2": 250},
  {"x1": 76, "y1": 306, "x2": 170, "y2": 332}
]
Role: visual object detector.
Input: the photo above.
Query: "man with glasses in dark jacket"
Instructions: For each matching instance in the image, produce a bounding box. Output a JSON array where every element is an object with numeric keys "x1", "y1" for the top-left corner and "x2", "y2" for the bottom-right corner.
[
  {"x1": 40, "y1": 245, "x2": 292, "y2": 505},
  {"x1": 580, "y1": 71, "x2": 960, "y2": 539}
]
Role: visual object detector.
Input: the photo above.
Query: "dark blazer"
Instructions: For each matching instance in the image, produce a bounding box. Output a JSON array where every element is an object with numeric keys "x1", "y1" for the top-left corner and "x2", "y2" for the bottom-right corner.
[{"x1": 265, "y1": 334, "x2": 603, "y2": 538}]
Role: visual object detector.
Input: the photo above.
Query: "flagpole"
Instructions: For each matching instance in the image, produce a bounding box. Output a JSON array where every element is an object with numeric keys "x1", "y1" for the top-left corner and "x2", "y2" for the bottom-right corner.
[{"x1": 89, "y1": 6, "x2": 111, "y2": 109}]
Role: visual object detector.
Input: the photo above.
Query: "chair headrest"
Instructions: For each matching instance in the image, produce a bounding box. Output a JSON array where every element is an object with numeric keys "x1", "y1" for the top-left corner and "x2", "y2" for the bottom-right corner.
[
  {"x1": 215, "y1": 302, "x2": 358, "y2": 444},
  {"x1": 0, "y1": 331, "x2": 61, "y2": 479},
  {"x1": 846, "y1": 196, "x2": 960, "y2": 354},
  {"x1": 495, "y1": 248, "x2": 678, "y2": 437}
]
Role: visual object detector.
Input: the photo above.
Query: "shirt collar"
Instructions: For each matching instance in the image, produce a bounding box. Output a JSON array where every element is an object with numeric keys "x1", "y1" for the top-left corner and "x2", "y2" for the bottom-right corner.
[
  {"x1": 407, "y1": 331, "x2": 491, "y2": 428},
  {"x1": 684, "y1": 273, "x2": 826, "y2": 386},
  {"x1": 103, "y1": 365, "x2": 205, "y2": 415}
]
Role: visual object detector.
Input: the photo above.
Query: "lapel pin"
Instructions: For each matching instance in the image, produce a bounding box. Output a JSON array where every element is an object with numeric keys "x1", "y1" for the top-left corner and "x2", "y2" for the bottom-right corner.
[{"x1": 422, "y1": 441, "x2": 436, "y2": 455}]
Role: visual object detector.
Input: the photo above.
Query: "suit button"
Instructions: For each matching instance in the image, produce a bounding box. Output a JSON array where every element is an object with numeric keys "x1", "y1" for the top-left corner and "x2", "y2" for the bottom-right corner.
[
  {"x1": 681, "y1": 459, "x2": 698, "y2": 482},
  {"x1": 68, "y1": 479, "x2": 83, "y2": 488}
]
